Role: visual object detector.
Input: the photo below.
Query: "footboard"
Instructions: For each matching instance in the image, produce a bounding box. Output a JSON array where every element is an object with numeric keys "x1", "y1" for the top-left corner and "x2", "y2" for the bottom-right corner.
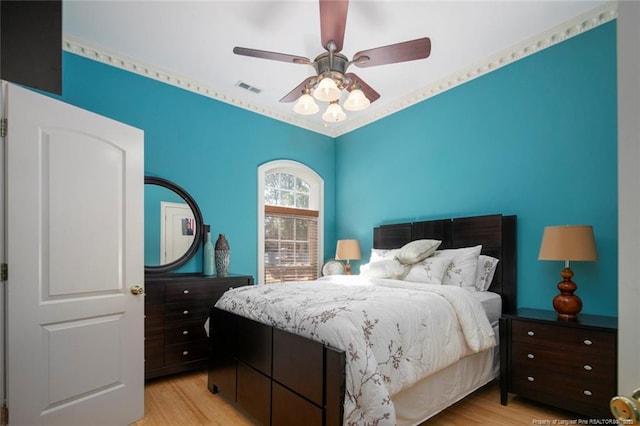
[{"x1": 208, "y1": 307, "x2": 346, "y2": 426}]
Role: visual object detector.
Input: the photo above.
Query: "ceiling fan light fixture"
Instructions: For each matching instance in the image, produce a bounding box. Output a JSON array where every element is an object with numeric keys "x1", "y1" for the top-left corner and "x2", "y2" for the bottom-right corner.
[
  {"x1": 344, "y1": 88, "x2": 370, "y2": 111},
  {"x1": 293, "y1": 93, "x2": 319, "y2": 115},
  {"x1": 322, "y1": 101, "x2": 346, "y2": 122},
  {"x1": 313, "y1": 77, "x2": 342, "y2": 102}
]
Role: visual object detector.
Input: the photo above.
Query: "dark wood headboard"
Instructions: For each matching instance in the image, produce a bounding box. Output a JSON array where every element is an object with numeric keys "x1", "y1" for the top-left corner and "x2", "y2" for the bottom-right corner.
[{"x1": 373, "y1": 214, "x2": 517, "y2": 314}]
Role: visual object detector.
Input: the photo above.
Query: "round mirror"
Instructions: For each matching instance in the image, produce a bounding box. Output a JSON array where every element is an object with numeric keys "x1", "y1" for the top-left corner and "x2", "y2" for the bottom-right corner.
[{"x1": 145, "y1": 176, "x2": 203, "y2": 273}]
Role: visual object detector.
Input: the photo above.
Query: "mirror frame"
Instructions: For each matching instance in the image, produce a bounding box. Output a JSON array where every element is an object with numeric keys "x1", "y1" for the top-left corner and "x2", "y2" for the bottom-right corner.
[{"x1": 145, "y1": 176, "x2": 204, "y2": 274}]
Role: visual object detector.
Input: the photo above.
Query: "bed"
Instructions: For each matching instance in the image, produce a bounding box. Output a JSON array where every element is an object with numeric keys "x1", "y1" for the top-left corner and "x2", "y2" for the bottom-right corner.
[{"x1": 207, "y1": 213, "x2": 516, "y2": 425}]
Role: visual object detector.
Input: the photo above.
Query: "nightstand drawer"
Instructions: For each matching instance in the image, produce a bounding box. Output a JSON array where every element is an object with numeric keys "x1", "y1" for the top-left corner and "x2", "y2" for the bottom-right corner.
[
  {"x1": 511, "y1": 369, "x2": 613, "y2": 413},
  {"x1": 512, "y1": 342, "x2": 615, "y2": 381},
  {"x1": 512, "y1": 320, "x2": 615, "y2": 353}
]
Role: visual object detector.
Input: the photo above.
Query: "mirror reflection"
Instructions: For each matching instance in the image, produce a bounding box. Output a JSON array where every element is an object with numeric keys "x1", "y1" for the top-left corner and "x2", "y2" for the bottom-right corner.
[{"x1": 144, "y1": 177, "x2": 203, "y2": 273}]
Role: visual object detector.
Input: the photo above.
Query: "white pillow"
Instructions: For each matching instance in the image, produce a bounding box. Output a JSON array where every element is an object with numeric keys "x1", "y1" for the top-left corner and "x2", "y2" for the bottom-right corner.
[
  {"x1": 475, "y1": 255, "x2": 499, "y2": 291},
  {"x1": 360, "y1": 259, "x2": 406, "y2": 279},
  {"x1": 404, "y1": 256, "x2": 452, "y2": 284},
  {"x1": 396, "y1": 239, "x2": 442, "y2": 265},
  {"x1": 434, "y1": 245, "x2": 482, "y2": 288},
  {"x1": 369, "y1": 248, "x2": 400, "y2": 263}
]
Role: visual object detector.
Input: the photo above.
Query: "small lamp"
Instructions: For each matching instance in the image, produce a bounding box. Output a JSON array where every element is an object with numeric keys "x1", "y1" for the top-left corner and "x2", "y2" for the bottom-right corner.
[
  {"x1": 335, "y1": 239, "x2": 361, "y2": 275},
  {"x1": 538, "y1": 225, "x2": 598, "y2": 320}
]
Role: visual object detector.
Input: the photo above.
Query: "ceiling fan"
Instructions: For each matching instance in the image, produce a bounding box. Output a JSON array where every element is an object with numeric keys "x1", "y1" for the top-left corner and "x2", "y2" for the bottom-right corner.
[{"x1": 233, "y1": 0, "x2": 431, "y2": 122}]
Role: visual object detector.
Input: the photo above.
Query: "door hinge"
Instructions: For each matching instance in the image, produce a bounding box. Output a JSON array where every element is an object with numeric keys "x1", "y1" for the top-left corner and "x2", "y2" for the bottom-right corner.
[
  {"x1": 1, "y1": 263, "x2": 7, "y2": 281},
  {"x1": 0, "y1": 118, "x2": 6, "y2": 137},
  {"x1": 0, "y1": 403, "x2": 7, "y2": 426}
]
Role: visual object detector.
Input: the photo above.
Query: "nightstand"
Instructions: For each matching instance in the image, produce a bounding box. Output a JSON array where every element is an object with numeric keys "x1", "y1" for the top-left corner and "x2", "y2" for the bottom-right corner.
[{"x1": 500, "y1": 308, "x2": 617, "y2": 419}]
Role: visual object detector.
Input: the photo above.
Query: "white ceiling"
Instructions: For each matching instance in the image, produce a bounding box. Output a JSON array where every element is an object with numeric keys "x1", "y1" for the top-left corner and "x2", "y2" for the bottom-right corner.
[{"x1": 62, "y1": 0, "x2": 616, "y2": 137}]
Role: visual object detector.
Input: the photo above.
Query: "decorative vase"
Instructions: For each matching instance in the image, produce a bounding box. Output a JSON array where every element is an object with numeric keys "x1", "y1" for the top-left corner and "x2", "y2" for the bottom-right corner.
[
  {"x1": 203, "y1": 227, "x2": 215, "y2": 276},
  {"x1": 215, "y1": 233, "x2": 230, "y2": 277}
]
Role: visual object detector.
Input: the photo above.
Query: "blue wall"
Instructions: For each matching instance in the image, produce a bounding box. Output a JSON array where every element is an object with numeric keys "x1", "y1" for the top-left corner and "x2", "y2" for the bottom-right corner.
[
  {"x1": 58, "y1": 53, "x2": 336, "y2": 277},
  {"x1": 336, "y1": 22, "x2": 617, "y2": 316},
  {"x1": 56, "y1": 20, "x2": 617, "y2": 317}
]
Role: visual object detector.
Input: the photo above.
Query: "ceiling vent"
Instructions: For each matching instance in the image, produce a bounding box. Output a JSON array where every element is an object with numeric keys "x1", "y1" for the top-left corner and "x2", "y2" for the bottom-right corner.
[{"x1": 235, "y1": 81, "x2": 262, "y2": 94}]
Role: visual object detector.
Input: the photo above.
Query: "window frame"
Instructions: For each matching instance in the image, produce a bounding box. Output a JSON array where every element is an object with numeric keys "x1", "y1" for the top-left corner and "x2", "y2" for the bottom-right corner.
[{"x1": 257, "y1": 160, "x2": 324, "y2": 285}]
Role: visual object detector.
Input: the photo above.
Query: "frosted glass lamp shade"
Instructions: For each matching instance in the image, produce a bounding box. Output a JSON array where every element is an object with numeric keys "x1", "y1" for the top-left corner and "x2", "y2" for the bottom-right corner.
[
  {"x1": 344, "y1": 88, "x2": 370, "y2": 111},
  {"x1": 313, "y1": 77, "x2": 341, "y2": 102},
  {"x1": 322, "y1": 102, "x2": 346, "y2": 122},
  {"x1": 293, "y1": 94, "x2": 319, "y2": 115}
]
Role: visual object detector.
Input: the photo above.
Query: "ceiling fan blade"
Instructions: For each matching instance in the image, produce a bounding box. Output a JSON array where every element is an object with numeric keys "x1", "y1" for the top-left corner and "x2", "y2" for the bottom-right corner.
[
  {"x1": 345, "y1": 73, "x2": 380, "y2": 103},
  {"x1": 233, "y1": 47, "x2": 311, "y2": 65},
  {"x1": 280, "y1": 76, "x2": 318, "y2": 103},
  {"x1": 353, "y1": 37, "x2": 431, "y2": 68},
  {"x1": 319, "y1": 0, "x2": 349, "y2": 52}
]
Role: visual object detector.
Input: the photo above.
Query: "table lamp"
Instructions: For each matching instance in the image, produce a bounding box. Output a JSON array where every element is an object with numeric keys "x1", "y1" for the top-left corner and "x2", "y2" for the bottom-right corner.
[
  {"x1": 335, "y1": 239, "x2": 361, "y2": 275},
  {"x1": 538, "y1": 225, "x2": 598, "y2": 320}
]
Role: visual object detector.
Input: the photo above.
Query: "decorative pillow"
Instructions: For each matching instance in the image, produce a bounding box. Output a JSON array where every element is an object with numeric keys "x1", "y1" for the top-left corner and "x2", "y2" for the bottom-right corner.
[
  {"x1": 475, "y1": 255, "x2": 499, "y2": 291},
  {"x1": 434, "y1": 245, "x2": 482, "y2": 288},
  {"x1": 396, "y1": 239, "x2": 442, "y2": 265},
  {"x1": 360, "y1": 259, "x2": 407, "y2": 279},
  {"x1": 369, "y1": 248, "x2": 400, "y2": 263},
  {"x1": 404, "y1": 256, "x2": 452, "y2": 284}
]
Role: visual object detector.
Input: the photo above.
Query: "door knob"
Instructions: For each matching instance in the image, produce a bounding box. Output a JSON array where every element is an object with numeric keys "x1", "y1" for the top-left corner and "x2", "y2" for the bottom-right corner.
[
  {"x1": 611, "y1": 388, "x2": 640, "y2": 424},
  {"x1": 130, "y1": 285, "x2": 144, "y2": 295}
]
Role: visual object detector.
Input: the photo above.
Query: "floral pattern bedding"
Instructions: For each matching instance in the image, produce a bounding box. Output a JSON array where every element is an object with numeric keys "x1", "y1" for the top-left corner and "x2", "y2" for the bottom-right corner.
[{"x1": 214, "y1": 275, "x2": 496, "y2": 425}]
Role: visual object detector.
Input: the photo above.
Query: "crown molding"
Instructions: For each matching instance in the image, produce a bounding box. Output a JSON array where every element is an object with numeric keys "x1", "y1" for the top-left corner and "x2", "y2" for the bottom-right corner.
[{"x1": 63, "y1": 1, "x2": 616, "y2": 138}]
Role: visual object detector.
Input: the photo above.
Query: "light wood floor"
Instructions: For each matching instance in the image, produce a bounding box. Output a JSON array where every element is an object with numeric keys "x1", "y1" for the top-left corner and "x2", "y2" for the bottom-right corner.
[{"x1": 131, "y1": 370, "x2": 583, "y2": 425}]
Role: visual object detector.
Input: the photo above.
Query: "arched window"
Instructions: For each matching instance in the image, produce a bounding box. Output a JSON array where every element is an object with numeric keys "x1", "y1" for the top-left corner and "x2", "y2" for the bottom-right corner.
[{"x1": 257, "y1": 160, "x2": 323, "y2": 284}]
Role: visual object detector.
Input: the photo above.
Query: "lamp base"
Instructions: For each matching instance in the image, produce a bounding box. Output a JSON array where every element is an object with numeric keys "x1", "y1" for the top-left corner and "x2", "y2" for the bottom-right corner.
[
  {"x1": 344, "y1": 263, "x2": 352, "y2": 275},
  {"x1": 553, "y1": 267, "x2": 582, "y2": 320}
]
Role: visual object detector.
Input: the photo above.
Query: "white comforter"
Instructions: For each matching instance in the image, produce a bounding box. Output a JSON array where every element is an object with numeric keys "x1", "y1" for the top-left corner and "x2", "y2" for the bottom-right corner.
[{"x1": 214, "y1": 275, "x2": 495, "y2": 425}]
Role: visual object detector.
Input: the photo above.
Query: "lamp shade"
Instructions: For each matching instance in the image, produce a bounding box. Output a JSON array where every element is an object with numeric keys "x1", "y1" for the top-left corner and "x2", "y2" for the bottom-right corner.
[
  {"x1": 344, "y1": 88, "x2": 370, "y2": 111},
  {"x1": 538, "y1": 225, "x2": 598, "y2": 261},
  {"x1": 335, "y1": 239, "x2": 362, "y2": 261},
  {"x1": 322, "y1": 102, "x2": 346, "y2": 122},
  {"x1": 293, "y1": 93, "x2": 319, "y2": 115},
  {"x1": 313, "y1": 77, "x2": 341, "y2": 102}
]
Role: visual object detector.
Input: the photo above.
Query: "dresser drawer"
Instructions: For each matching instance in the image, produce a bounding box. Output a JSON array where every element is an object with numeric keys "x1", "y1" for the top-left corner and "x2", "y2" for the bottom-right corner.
[
  {"x1": 165, "y1": 281, "x2": 217, "y2": 303},
  {"x1": 145, "y1": 337, "x2": 165, "y2": 370},
  {"x1": 165, "y1": 319, "x2": 209, "y2": 343},
  {"x1": 512, "y1": 320, "x2": 615, "y2": 354},
  {"x1": 145, "y1": 283, "x2": 164, "y2": 304},
  {"x1": 165, "y1": 303, "x2": 211, "y2": 322},
  {"x1": 165, "y1": 340, "x2": 208, "y2": 365}
]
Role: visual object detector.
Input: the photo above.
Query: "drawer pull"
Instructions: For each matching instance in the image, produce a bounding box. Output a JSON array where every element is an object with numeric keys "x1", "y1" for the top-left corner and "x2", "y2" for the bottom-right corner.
[
  {"x1": 183, "y1": 290, "x2": 189, "y2": 294},
  {"x1": 583, "y1": 339, "x2": 593, "y2": 346},
  {"x1": 584, "y1": 390, "x2": 593, "y2": 396},
  {"x1": 527, "y1": 331, "x2": 535, "y2": 336},
  {"x1": 527, "y1": 353, "x2": 535, "y2": 359},
  {"x1": 182, "y1": 351, "x2": 189, "y2": 356},
  {"x1": 182, "y1": 330, "x2": 189, "y2": 335},
  {"x1": 584, "y1": 364, "x2": 593, "y2": 371},
  {"x1": 527, "y1": 376, "x2": 535, "y2": 382},
  {"x1": 183, "y1": 310, "x2": 189, "y2": 315}
]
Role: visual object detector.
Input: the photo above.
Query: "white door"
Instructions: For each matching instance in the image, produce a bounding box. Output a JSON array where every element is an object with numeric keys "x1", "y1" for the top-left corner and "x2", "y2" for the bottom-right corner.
[
  {"x1": 5, "y1": 83, "x2": 144, "y2": 425},
  {"x1": 160, "y1": 201, "x2": 195, "y2": 264}
]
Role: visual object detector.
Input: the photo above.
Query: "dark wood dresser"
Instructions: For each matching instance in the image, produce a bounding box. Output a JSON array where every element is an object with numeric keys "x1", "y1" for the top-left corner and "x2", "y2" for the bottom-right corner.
[
  {"x1": 145, "y1": 273, "x2": 253, "y2": 380},
  {"x1": 500, "y1": 308, "x2": 617, "y2": 419}
]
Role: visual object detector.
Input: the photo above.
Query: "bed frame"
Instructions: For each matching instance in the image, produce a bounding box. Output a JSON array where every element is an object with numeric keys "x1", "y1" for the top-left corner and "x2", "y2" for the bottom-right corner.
[{"x1": 208, "y1": 213, "x2": 516, "y2": 425}]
